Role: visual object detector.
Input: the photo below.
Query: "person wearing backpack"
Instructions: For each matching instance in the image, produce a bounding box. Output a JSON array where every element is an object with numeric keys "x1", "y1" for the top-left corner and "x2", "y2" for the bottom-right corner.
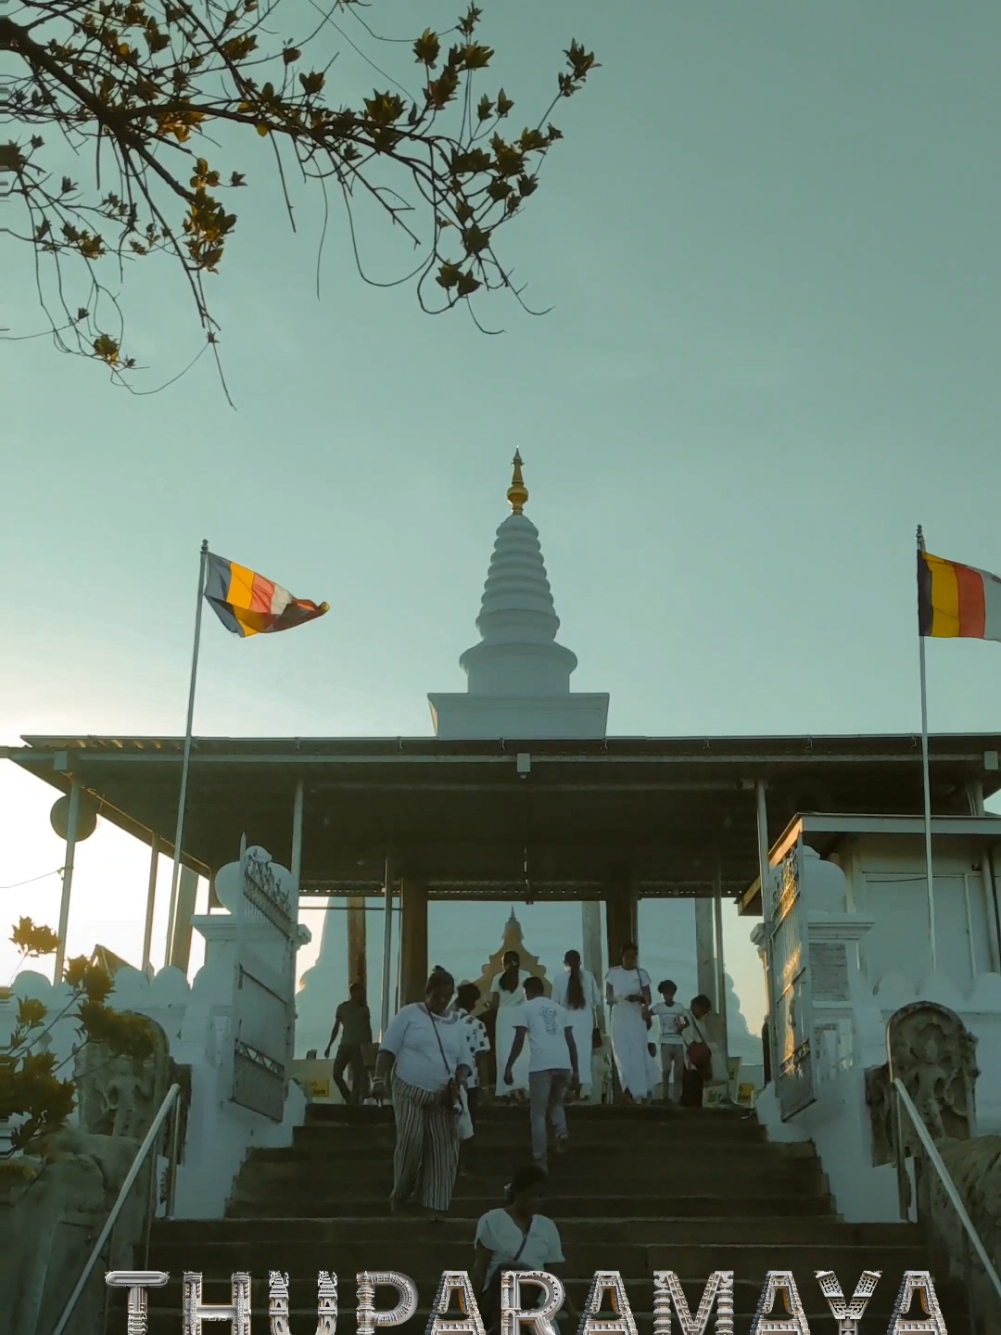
[{"x1": 471, "y1": 1166, "x2": 578, "y2": 1335}]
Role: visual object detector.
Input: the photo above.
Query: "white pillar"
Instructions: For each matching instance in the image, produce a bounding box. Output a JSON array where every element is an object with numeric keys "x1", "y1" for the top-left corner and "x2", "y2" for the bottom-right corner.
[
  {"x1": 713, "y1": 863, "x2": 730, "y2": 1078},
  {"x1": 141, "y1": 834, "x2": 160, "y2": 975},
  {"x1": 53, "y1": 781, "x2": 81, "y2": 985},
  {"x1": 695, "y1": 897, "x2": 716, "y2": 1007},
  {"x1": 582, "y1": 899, "x2": 605, "y2": 1031}
]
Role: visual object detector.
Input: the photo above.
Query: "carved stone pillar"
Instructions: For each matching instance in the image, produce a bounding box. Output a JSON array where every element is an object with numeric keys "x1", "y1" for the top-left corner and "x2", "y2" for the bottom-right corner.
[{"x1": 399, "y1": 875, "x2": 428, "y2": 1006}]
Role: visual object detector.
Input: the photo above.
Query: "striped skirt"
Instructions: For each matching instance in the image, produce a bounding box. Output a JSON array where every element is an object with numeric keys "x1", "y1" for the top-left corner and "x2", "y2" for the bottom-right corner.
[{"x1": 390, "y1": 1073, "x2": 460, "y2": 1213}]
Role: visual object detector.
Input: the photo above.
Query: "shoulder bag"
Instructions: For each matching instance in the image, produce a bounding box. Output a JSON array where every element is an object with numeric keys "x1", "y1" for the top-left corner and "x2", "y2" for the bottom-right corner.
[{"x1": 424, "y1": 1006, "x2": 474, "y2": 1140}]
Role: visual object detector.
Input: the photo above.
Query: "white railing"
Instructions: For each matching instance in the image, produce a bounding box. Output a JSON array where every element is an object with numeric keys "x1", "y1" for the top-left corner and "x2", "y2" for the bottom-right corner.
[
  {"x1": 50, "y1": 1082, "x2": 183, "y2": 1335},
  {"x1": 892, "y1": 1077, "x2": 1001, "y2": 1312}
]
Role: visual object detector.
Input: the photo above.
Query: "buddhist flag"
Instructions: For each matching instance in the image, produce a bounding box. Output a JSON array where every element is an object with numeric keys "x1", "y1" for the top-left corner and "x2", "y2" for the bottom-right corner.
[
  {"x1": 204, "y1": 552, "x2": 329, "y2": 638},
  {"x1": 918, "y1": 549, "x2": 1001, "y2": 642}
]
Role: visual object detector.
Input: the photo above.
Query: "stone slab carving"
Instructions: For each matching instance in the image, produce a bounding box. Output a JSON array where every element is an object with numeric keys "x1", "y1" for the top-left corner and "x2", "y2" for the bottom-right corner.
[
  {"x1": 75, "y1": 1011, "x2": 172, "y2": 1143},
  {"x1": 924, "y1": 1137, "x2": 1001, "y2": 1334},
  {"x1": 867, "y1": 1002, "x2": 979, "y2": 1167}
]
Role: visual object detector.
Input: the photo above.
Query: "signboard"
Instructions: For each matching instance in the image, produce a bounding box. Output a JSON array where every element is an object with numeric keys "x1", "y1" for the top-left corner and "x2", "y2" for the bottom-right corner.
[
  {"x1": 809, "y1": 941, "x2": 850, "y2": 1003},
  {"x1": 768, "y1": 844, "x2": 816, "y2": 1121}
]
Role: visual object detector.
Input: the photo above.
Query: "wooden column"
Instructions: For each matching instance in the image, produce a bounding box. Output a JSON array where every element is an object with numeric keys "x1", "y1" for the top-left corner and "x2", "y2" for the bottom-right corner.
[
  {"x1": 399, "y1": 875, "x2": 428, "y2": 1006},
  {"x1": 582, "y1": 899, "x2": 605, "y2": 1032},
  {"x1": 347, "y1": 897, "x2": 367, "y2": 991},
  {"x1": 695, "y1": 896, "x2": 717, "y2": 1007},
  {"x1": 604, "y1": 876, "x2": 637, "y2": 971},
  {"x1": 168, "y1": 866, "x2": 199, "y2": 973}
]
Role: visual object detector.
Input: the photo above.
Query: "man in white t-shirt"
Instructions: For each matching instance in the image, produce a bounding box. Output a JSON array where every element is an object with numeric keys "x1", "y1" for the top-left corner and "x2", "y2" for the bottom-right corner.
[
  {"x1": 504, "y1": 976, "x2": 579, "y2": 1170},
  {"x1": 651, "y1": 978, "x2": 686, "y2": 1104}
]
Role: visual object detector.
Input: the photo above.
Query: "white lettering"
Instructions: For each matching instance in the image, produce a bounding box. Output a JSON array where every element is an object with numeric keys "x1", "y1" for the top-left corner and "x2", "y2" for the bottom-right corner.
[
  {"x1": 886, "y1": 1272, "x2": 949, "y2": 1334},
  {"x1": 356, "y1": 1272, "x2": 420, "y2": 1335},
  {"x1": 105, "y1": 1270, "x2": 170, "y2": 1335},
  {"x1": 182, "y1": 1272, "x2": 252, "y2": 1335},
  {"x1": 814, "y1": 1270, "x2": 881, "y2": 1335},
  {"x1": 748, "y1": 1272, "x2": 810, "y2": 1335},
  {"x1": 577, "y1": 1271, "x2": 638, "y2": 1335},
  {"x1": 652, "y1": 1271, "x2": 734, "y2": 1335},
  {"x1": 500, "y1": 1271, "x2": 564, "y2": 1335},
  {"x1": 424, "y1": 1270, "x2": 486, "y2": 1335}
]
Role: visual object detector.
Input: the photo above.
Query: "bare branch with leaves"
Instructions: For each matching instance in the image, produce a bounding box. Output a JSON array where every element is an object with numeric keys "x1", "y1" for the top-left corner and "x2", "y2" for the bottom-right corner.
[{"x1": 0, "y1": 0, "x2": 597, "y2": 393}]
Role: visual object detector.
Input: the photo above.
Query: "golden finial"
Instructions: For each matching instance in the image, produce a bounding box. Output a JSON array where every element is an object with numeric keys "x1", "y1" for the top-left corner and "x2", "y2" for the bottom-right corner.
[{"x1": 507, "y1": 451, "x2": 528, "y2": 514}]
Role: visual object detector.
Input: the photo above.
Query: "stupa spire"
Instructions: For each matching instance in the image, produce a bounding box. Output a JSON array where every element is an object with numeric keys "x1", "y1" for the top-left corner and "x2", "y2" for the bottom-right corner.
[
  {"x1": 508, "y1": 451, "x2": 528, "y2": 515},
  {"x1": 426, "y1": 455, "x2": 609, "y2": 739}
]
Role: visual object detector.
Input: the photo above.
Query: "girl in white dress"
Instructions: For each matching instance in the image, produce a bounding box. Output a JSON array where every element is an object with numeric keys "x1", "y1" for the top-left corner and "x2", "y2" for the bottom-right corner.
[
  {"x1": 604, "y1": 943, "x2": 654, "y2": 1103},
  {"x1": 489, "y1": 951, "x2": 532, "y2": 1098},
  {"x1": 551, "y1": 950, "x2": 601, "y2": 1099}
]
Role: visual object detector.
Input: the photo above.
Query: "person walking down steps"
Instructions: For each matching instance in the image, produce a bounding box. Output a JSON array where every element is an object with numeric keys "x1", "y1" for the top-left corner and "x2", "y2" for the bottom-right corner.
[
  {"x1": 324, "y1": 982, "x2": 372, "y2": 1105},
  {"x1": 551, "y1": 949, "x2": 601, "y2": 1101},
  {"x1": 504, "y1": 976, "x2": 579, "y2": 1171},
  {"x1": 372, "y1": 968, "x2": 471, "y2": 1220},
  {"x1": 604, "y1": 943, "x2": 654, "y2": 1104}
]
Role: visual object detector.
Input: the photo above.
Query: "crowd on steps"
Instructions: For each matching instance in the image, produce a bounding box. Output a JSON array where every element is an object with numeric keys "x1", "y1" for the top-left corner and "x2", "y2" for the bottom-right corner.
[{"x1": 322, "y1": 944, "x2": 728, "y2": 1240}]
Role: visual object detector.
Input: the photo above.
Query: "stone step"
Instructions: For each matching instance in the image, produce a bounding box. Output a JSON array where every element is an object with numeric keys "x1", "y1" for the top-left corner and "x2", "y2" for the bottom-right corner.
[
  {"x1": 126, "y1": 1278, "x2": 970, "y2": 1322},
  {"x1": 229, "y1": 1169, "x2": 822, "y2": 1212},
  {"x1": 226, "y1": 1193, "x2": 835, "y2": 1220},
  {"x1": 304, "y1": 1105, "x2": 764, "y2": 1126},
  {"x1": 153, "y1": 1215, "x2": 925, "y2": 1247},
  {"x1": 274, "y1": 1136, "x2": 810, "y2": 1162},
  {"x1": 144, "y1": 1240, "x2": 938, "y2": 1281},
  {"x1": 296, "y1": 1115, "x2": 769, "y2": 1146}
]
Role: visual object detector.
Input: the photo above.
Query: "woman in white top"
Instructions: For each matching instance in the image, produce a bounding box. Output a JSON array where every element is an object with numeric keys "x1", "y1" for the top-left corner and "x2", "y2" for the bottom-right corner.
[
  {"x1": 550, "y1": 950, "x2": 601, "y2": 1098},
  {"x1": 604, "y1": 942, "x2": 654, "y2": 1103},
  {"x1": 488, "y1": 951, "x2": 532, "y2": 1098},
  {"x1": 472, "y1": 1165, "x2": 578, "y2": 1335},
  {"x1": 374, "y1": 967, "x2": 471, "y2": 1219}
]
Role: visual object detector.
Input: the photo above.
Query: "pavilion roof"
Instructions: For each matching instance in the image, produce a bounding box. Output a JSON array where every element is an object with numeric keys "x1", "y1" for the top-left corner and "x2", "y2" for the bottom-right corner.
[{"x1": 4, "y1": 732, "x2": 1000, "y2": 905}]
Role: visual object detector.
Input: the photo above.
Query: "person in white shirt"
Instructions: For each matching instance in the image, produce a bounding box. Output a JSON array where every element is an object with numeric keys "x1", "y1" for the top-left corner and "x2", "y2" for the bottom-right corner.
[
  {"x1": 651, "y1": 978, "x2": 686, "y2": 1103},
  {"x1": 472, "y1": 1166, "x2": 578, "y2": 1335},
  {"x1": 604, "y1": 943, "x2": 654, "y2": 1103},
  {"x1": 373, "y1": 967, "x2": 471, "y2": 1220},
  {"x1": 488, "y1": 951, "x2": 532, "y2": 1099},
  {"x1": 550, "y1": 949, "x2": 601, "y2": 1099},
  {"x1": 504, "y1": 976, "x2": 579, "y2": 1170}
]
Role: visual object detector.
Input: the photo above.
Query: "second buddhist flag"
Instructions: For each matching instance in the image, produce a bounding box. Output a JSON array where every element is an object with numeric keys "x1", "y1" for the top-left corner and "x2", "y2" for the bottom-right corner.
[
  {"x1": 204, "y1": 552, "x2": 329, "y2": 638},
  {"x1": 918, "y1": 549, "x2": 1001, "y2": 641}
]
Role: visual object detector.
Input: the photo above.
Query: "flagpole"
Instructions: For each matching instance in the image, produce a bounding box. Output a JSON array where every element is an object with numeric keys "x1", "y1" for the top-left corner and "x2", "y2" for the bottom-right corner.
[
  {"x1": 917, "y1": 525, "x2": 938, "y2": 974},
  {"x1": 165, "y1": 539, "x2": 209, "y2": 969}
]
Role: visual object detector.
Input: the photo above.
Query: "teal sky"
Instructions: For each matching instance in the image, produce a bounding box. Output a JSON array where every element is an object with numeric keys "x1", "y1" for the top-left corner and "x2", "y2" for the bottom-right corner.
[{"x1": 4, "y1": 2, "x2": 1001, "y2": 1032}]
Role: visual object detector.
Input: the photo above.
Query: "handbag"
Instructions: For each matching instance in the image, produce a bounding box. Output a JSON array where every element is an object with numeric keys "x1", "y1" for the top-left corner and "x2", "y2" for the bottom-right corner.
[
  {"x1": 591, "y1": 1026, "x2": 603, "y2": 1051},
  {"x1": 685, "y1": 1016, "x2": 713, "y2": 1078},
  {"x1": 424, "y1": 1005, "x2": 467, "y2": 1126},
  {"x1": 480, "y1": 1223, "x2": 533, "y2": 1335},
  {"x1": 456, "y1": 1085, "x2": 474, "y2": 1141}
]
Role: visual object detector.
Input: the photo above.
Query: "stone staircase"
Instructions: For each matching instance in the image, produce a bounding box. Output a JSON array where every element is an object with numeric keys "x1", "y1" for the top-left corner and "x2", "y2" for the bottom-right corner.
[{"x1": 128, "y1": 1103, "x2": 969, "y2": 1331}]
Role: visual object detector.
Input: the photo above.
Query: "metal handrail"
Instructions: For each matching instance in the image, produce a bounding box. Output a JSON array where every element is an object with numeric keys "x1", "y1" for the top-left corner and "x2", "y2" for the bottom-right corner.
[
  {"x1": 892, "y1": 1077, "x2": 1001, "y2": 1303},
  {"x1": 51, "y1": 1082, "x2": 182, "y2": 1335}
]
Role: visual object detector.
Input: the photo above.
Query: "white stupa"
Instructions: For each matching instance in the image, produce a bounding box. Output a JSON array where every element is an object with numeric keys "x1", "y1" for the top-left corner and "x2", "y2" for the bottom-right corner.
[{"x1": 428, "y1": 454, "x2": 609, "y2": 739}]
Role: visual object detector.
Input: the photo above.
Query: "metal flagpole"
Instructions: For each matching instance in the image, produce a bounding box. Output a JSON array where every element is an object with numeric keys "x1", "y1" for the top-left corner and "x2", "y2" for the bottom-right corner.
[
  {"x1": 164, "y1": 539, "x2": 209, "y2": 968},
  {"x1": 917, "y1": 525, "x2": 938, "y2": 974}
]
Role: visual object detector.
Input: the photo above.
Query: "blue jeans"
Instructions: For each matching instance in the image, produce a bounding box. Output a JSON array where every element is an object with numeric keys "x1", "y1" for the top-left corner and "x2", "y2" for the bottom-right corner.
[{"x1": 528, "y1": 1069, "x2": 570, "y2": 1165}]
